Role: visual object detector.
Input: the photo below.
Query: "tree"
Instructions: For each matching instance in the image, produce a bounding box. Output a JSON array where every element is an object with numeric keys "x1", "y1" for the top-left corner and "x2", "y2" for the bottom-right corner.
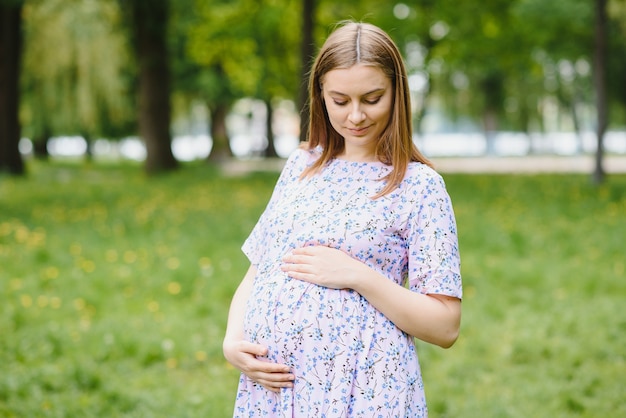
[
  {"x1": 186, "y1": 0, "x2": 275, "y2": 161},
  {"x1": 122, "y1": 0, "x2": 178, "y2": 173},
  {"x1": 20, "y1": 0, "x2": 135, "y2": 158},
  {"x1": 297, "y1": 0, "x2": 316, "y2": 143},
  {"x1": 592, "y1": 0, "x2": 609, "y2": 184},
  {"x1": 0, "y1": 0, "x2": 25, "y2": 175},
  {"x1": 181, "y1": 0, "x2": 300, "y2": 159},
  {"x1": 251, "y1": 0, "x2": 300, "y2": 157}
]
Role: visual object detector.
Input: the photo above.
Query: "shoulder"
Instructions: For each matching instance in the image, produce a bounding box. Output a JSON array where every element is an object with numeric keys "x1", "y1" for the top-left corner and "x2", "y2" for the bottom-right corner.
[
  {"x1": 285, "y1": 145, "x2": 322, "y2": 168},
  {"x1": 403, "y1": 161, "x2": 445, "y2": 187},
  {"x1": 394, "y1": 162, "x2": 452, "y2": 203},
  {"x1": 279, "y1": 145, "x2": 322, "y2": 177}
]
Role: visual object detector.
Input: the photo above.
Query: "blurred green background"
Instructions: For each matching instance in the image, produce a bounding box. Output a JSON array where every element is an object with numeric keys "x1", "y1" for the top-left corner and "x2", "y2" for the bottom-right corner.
[
  {"x1": 1, "y1": 163, "x2": 625, "y2": 417},
  {"x1": 1, "y1": 0, "x2": 625, "y2": 175},
  {"x1": 1, "y1": 0, "x2": 626, "y2": 417}
]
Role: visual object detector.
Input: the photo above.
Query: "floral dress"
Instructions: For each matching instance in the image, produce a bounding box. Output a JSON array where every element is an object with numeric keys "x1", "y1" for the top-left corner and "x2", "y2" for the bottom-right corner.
[{"x1": 235, "y1": 148, "x2": 462, "y2": 417}]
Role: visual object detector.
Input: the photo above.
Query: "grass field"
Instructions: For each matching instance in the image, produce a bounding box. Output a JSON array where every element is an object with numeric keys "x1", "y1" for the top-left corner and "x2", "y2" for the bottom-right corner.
[{"x1": 1, "y1": 160, "x2": 624, "y2": 417}]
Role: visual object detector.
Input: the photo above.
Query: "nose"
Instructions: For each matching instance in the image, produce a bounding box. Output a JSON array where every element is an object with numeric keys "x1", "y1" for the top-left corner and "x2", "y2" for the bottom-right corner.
[{"x1": 348, "y1": 103, "x2": 365, "y2": 125}]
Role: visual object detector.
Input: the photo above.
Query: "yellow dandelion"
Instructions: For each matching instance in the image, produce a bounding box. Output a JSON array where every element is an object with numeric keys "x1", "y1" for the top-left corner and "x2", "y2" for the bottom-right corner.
[
  {"x1": 44, "y1": 266, "x2": 59, "y2": 280},
  {"x1": 74, "y1": 298, "x2": 86, "y2": 311},
  {"x1": 166, "y1": 257, "x2": 180, "y2": 270},
  {"x1": 166, "y1": 358, "x2": 178, "y2": 369},
  {"x1": 15, "y1": 226, "x2": 29, "y2": 243},
  {"x1": 10, "y1": 278, "x2": 22, "y2": 291},
  {"x1": 70, "y1": 243, "x2": 82, "y2": 256},
  {"x1": 147, "y1": 301, "x2": 160, "y2": 312},
  {"x1": 0, "y1": 222, "x2": 11, "y2": 237},
  {"x1": 198, "y1": 257, "x2": 211, "y2": 268},
  {"x1": 50, "y1": 297, "x2": 62, "y2": 309},
  {"x1": 29, "y1": 228, "x2": 46, "y2": 247},
  {"x1": 195, "y1": 351, "x2": 207, "y2": 362},
  {"x1": 81, "y1": 259, "x2": 96, "y2": 273},
  {"x1": 105, "y1": 249, "x2": 118, "y2": 263},
  {"x1": 79, "y1": 318, "x2": 91, "y2": 331},
  {"x1": 118, "y1": 266, "x2": 131, "y2": 278},
  {"x1": 20, "y1": 294, "x2": 33, "y2": 308},
  {"x1": 37, "y1": 295, "x2": 49, "y2": 308},
  {"x1": 123, "y1": 250, "x2": 137, "y2": 263},
  {"x1": 167, "y1": 281, "x2": 181, "y2": 295}
]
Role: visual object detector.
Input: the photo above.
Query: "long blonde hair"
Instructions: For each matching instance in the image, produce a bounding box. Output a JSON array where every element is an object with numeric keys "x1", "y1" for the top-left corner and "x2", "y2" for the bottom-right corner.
[{"x1": 301, "y1": 21, "x2": 432, "y2": 198}]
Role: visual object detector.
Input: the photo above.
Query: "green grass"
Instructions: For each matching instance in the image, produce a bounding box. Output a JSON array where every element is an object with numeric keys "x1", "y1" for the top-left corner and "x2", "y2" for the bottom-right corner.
[{"x1": 1, "y1": 160, "x2": 625, "y2": 417}]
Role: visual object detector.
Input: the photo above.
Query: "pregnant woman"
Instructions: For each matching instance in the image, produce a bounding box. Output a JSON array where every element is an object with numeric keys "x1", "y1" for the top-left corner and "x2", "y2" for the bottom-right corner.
[{"x1": 223, "y1": 21, "x2": 463, "y2": 418}]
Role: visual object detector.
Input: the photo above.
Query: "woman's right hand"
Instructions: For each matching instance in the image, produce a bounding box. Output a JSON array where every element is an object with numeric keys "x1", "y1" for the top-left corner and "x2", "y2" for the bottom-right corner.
[{"x1": 223, "y1": 339, "x2": 295, "y2": 393}]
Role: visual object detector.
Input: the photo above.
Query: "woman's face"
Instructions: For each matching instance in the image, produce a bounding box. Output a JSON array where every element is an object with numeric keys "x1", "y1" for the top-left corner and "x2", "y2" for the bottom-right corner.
[{"x1": 321, "y1": 64, "x2": 393, "y2": 161}]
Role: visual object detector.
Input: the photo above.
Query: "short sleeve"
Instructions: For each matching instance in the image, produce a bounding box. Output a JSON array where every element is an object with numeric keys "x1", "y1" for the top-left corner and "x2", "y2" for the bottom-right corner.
[
  {"x1": 241, "y1": 148, "x2": 309, "y2": 265},
  {"x1": 405, "y1": 170, "x2": 462, "y2": 298}
]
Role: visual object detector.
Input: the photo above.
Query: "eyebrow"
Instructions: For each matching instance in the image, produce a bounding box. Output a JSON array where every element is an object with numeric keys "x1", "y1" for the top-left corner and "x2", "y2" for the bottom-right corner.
[{"x1": 327, "y1": 88, "x2": 386, "y2": 97}]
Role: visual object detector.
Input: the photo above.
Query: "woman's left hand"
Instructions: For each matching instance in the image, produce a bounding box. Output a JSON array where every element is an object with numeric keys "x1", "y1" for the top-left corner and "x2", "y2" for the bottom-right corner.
[{"x1": 281, "y1": 246, "x2": 365, "y2": 289}]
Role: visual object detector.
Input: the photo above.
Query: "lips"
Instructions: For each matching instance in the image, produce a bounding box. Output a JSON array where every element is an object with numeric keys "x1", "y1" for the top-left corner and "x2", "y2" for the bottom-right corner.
[{"x1": 347, "y1": 126, "x2": 371, "y2": 136}]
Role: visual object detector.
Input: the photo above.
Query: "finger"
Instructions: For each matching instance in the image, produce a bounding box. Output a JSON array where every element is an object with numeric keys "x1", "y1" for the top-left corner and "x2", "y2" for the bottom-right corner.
[
  {"x1": 291, "y1": 246, "x2": 320, "y2": 255},
  {"x1": 282, "y1": 253, "x2": 311, "y2": 264},
  {"x1": 240, "y1": 341, "x2": 269, "y2": 357},
  {"x1": 255, "y1": 361, "x2": 292, "y2": 374},
  {"x1": 281, "y1": 266, "x2": 312, "y2": 281},
  {"x1": 257, "y1": 371, "x2": 295, "y2": 383},
  {"x1": 256, "y1": 373, "x2": 295, "y2": 389},
  {"x1": 259, "y1": 381, "x2": 290, "y2": 393},
  {"x1": 247, "y1": 369, "x2": 295, "y2": 393}
]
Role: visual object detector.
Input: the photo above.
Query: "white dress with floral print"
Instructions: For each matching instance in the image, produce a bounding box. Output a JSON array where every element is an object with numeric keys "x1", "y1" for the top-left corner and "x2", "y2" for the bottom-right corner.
[{"x1": 235, "y1": 148, "x2": 462, "y2": 417}]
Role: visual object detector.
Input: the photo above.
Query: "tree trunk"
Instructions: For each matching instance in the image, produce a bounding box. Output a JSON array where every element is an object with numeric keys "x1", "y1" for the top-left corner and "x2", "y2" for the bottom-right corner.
[
  {"x1": 208, "y1": 103, "x2": 232, "y2": 162},
  {"x1": 264, "y1": 99, "x2": 278, "y2": 158},
  {"x1": 570, "y1": 92, "x2": 583, "y2": 155},
  {"x1": 33, "y1": 128, "x2": 51, "y2": 159},
  {"x1": 483, "y1": 109, "x2": 498, "y2": 156},
  {"x1": 0, "y1": 2, "x2": 25, "y2": 175},
  {"x1": 480, "y1": 72, "x2": 504, "y2": 156},
  {"x1": 592, "y1": 0, "x2": 608, "y2": 185},
  {"x1": 131, "y1": 0, "x2": 177, "y2": 174},
  {"x1": 297, "y1": 0, "x2": 315, "y2": 143},
  {"x1": 83, "y1": 133, "x2": 93, "y2": 161}
]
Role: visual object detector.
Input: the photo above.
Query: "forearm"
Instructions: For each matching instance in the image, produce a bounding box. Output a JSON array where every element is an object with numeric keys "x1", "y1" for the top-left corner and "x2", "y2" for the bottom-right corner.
[
  {"x1": 351, "y1": 267, "x2": 461, "y2": 348},
  {"x1": 223, "y1": 265, "x2": 256, "y2": 343},
  {"x1": 222, "y1": 264, "x2": 295, "y2": 392}
]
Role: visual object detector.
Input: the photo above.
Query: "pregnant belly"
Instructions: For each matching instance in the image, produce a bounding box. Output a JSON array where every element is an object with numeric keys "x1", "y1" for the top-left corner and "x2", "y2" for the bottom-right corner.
[{"x1": 243, "y1": 271, "x2": 388, "y2": 368}]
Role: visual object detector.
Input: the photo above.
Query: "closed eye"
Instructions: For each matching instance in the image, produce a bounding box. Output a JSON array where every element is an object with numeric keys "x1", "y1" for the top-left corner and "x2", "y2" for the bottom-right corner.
[{"x1": 364, "y1": 97, "x2": 381, "y2": 105}]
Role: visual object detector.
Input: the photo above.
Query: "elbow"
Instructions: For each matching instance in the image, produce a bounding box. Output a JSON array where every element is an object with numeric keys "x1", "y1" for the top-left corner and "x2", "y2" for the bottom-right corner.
[
  {"x1": 431, "y1": 295, "x2": 461, "y2": 349},
  {"x1": 437, "y1": 327, "x2": 460, "y2": 349},
  {"x1": 433, "y1": 313, "x2": 461, "y2": 348}
]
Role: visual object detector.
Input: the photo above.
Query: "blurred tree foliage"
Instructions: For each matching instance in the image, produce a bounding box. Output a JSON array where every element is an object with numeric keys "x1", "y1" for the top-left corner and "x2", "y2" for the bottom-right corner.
[
  {"x1": 182, "y1": 0, "x2": 300, "y2": 160},
  {"x1": 2, "y1": 0, "x2": 625, "y2": 174},
  {"x1": 20, "y1": 0, "x2": 135, "y2": 158}
]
